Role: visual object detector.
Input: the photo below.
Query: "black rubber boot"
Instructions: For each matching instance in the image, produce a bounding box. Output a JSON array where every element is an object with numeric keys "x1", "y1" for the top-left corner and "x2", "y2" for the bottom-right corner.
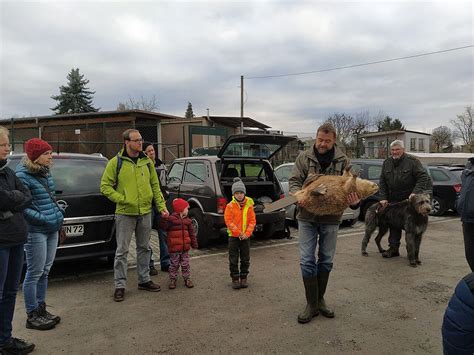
[
  {"x1": 317, "y1": 272, "x2": 335, "y2": 318},
  {"x1": 297, "y1": 276, "x2": 319, "y2": 324},
  {"x1": 382, "y1": 247, "x2": 400, "y2": 258}
]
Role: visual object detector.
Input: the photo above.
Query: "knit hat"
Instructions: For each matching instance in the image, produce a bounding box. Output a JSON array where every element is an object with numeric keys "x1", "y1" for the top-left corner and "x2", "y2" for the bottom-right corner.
[
  {"x1": 25, "y1": 138, "x2": 53, "y2": 162},
  {"x1": 232, "y1": 177, "x2": 246, "y2": 195},
  {"x1": 172, "y1": 198, "x2": 189, "y2": 213}
]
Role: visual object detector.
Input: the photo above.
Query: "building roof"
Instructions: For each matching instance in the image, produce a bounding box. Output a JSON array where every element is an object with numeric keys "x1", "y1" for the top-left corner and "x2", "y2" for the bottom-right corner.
[
  {"x1": 203, "y1": 116, "x2": 271, "y2": 129},
  {"x1": 0, "y1": 110, "x2": 181, "y2": 124},
  {"x1": 359, "y1": 129, "x2": 431, "y2": 138}
]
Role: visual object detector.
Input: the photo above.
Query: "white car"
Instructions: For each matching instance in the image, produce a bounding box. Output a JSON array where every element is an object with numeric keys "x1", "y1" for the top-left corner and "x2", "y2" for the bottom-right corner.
[{"x1": 274, "y1": 162, "x2": 360, "y2": 226}]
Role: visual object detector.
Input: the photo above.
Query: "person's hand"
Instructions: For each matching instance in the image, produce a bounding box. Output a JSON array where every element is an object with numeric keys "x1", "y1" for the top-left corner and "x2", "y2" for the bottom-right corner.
[
  {"x1": 297, "y1": 198, "x2": 308, "y2": 208},
  {"x1": 379, "y1": 200, "x2": 388, "y2": 207},
  {"x1": 161, "y1": 209, "x2": 169, "y2": 218},
  {"x1": 347, "y1": 192, "x2": 361, "y2": 206},
  {"x1": 409, "y1": 193, "x2": 415, "y2": 200}
]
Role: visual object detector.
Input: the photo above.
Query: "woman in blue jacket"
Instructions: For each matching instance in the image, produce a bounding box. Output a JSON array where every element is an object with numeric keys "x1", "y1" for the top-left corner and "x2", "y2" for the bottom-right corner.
[
  {"x1": 16, "y1": 138, "x2": 63, "y2": 331},
  {"x1": 456, "y1": 157, "x2": 474, "y2": 271}
]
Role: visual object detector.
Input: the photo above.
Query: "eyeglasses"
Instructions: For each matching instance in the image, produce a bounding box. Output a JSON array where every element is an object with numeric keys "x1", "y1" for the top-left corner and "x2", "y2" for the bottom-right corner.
[
  {"x1": 0, "y1": 143, "x2": 12, "y2": 149},
  {"x1": 128, "y1": 138, "x2": 144, "y2": 143}
]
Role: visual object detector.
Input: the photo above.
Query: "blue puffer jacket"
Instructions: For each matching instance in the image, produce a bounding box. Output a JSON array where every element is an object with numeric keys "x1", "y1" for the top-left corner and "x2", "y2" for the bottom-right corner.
[
  {"x1": 442, "y1": 273, "x2": 474, "y2": 354},
  {"x1": 456, "y1": 157, "x2": 474, "y2": 224},
  {"x1": 15, "y1": 159, "x2": 64, "y2": 234}
]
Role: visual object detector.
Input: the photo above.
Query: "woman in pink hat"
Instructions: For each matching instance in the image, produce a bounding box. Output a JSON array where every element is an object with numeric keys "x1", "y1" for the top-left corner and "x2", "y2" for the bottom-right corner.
[{"x1": 15, "y1": 138, "x2": 64, "y2": 331}]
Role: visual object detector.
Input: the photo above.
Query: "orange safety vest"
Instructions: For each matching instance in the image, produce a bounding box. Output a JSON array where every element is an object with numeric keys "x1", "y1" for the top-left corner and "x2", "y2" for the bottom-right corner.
[{"x1": 224, "y1": 196, "x2": 257, "y2": 238}]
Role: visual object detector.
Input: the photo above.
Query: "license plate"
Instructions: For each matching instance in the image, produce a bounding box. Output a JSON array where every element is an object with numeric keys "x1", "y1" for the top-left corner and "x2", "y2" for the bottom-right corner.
[
  {"x1": 255, "y1": 224, "x2": 263, "y2": 232},
  {"x1": 65, "y1": 224, "x2": 84, "y2": 237}
]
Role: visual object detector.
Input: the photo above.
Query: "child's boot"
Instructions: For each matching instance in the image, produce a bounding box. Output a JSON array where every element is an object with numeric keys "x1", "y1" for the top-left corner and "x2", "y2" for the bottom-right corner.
[
  {"x1": 184, "y1": 278, "x2": 194, "y2": 288},
  {"x1": 232, "y1": 277, "x2": 241, "y2": 289},
  {"x1": 240, "y1": 276, "x2": 248, "y2": 288},
  {"x1": 169, "y1": 279, "x2": 177, "y2": 289}
]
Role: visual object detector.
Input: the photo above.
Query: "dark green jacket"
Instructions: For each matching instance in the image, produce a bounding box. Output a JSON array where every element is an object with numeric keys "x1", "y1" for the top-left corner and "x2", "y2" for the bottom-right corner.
[
  {"x1": 289, "y1": 145, "x2": 349, "y2": 224},
  {"x1": 379, "y1": 153, "x2": 432, "y2": 202}
]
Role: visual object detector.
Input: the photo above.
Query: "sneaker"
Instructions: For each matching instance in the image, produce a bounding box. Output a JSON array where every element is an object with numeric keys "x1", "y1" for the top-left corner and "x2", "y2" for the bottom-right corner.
[
  {"x1": 26, "y1": 308, "x2": 56, "y2": 330},
  {"x1": 149, "y1": 266, "x2": 158, "y2": 276},
  {"x1": 138, "y1": 281, "x2": 161, "y2": 292},
  {"x1": 184, "y1": 278, "x2": 194, "y2": 288},
  {"x1": 38, "y1": 302, "x2": 61, "y2": 324},
  {"x1": 1, "y1": 337, "x2": 35, "y2": 354},
  {"x1": 161, "y1": 265, "x2": 170, "y2": 272},
  {"x1": 232, "y1": 278, "x2": 241, "y2": 290},
  {"x1": 113, "y1": 288, "x2": 125, "y2": 302},
  {"x1": 240, "y1": 277, "x2": 248, "y2": 288},
  {"x1": 168, "y1": 279, "x2": 177, "y2": 289}
]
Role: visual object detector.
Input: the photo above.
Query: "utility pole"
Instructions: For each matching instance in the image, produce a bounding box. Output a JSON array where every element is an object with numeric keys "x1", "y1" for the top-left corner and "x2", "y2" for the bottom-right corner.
[{"x1": 240, "y1": 75, "x2": 244, "y2": 134}]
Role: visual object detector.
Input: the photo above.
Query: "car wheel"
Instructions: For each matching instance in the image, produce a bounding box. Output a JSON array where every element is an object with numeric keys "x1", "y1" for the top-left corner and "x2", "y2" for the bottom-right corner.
[
  {"x1": 341, "y1": 218, "x2": 358, "y2": 227},
  {"x1": 360, "y1": 200, "x2": 378, "y2": 220},
  {"x1": 430, "y1": 196, "x2": 447, "y2": 216},
  {"x1": 188, "y1": 208, "x2": 211, "y2": 248}
]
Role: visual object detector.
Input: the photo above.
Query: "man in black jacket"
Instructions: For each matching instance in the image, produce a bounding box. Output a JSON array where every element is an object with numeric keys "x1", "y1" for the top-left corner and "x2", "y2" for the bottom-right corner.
[
  {"x1": 0, "y1": 126, "x2": 35, "y2": 354},
  {"x1": 378, "y1": 139, "x2": 432, "y2": 258}
]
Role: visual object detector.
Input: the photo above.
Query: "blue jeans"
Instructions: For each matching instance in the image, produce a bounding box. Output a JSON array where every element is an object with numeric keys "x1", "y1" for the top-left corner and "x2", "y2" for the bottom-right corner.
[
  {"x1": 23, "y1": 232, "x2": 58, "y2": 314},
  {"x1": 0, "y1": 244, "x2": 24, "y2": 346},
  {"x1": 149, "y1": 228, "x2": 170, "y2": 269},
  {"x1": 298, "y1": 220, "x2": 339, "y2": 278}
]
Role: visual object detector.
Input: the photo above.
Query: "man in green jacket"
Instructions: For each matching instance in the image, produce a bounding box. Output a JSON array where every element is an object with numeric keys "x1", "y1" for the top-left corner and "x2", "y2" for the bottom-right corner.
[
  {"x1": 379, "y1": 139, "x2": 432, "y2": 258},
  {"x1": 289, "y1": 122, "x2": 360, "y2": 324},
  {"x1": 101, "y1": 129, "x2": 169, "y2": 302}
]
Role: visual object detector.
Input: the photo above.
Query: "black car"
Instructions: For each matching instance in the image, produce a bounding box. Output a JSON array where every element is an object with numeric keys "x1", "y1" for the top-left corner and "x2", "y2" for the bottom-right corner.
[
  {"x1": 351, "y1": 159, "x2": 462, "y2": 218},
  {"x1": 165, "y1": 134, "x2": 295, "y2": 247},
  {"x1": 7, "y1": 153, "x2": 116, "y2": 262}
]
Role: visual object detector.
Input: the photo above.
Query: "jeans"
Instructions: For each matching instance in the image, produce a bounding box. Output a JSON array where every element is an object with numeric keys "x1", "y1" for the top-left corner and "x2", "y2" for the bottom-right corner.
[
  {"x1": 114, "y1": 214, "x2": 152, "y2": 288},
  {"x1": 23, "y1": 232, "x2": 58, "y2": 314},
  {"x1": 228, "y1": 237, "x2": 250, "y2": 278},
  {"x1": 298, "y1": 220, "x2": 339, "y2": 278},
  {"x1": 169, "y1": 252, "x2": 191, "y2": 280},
  {"x1": 0, "y1": 244, "x2": 24, "y2": 346},
  {"x1": 149, "y1": 228, "x2": 170, "y2": 269},
  {"x1": 463, "y1": 222, "x2": 474, "y2": 272}
]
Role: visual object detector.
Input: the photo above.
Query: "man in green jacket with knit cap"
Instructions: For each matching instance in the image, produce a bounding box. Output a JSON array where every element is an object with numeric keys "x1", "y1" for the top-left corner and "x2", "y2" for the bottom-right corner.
[{"x1": 101, "y1": 129, "x2": 169, "y2": 302}]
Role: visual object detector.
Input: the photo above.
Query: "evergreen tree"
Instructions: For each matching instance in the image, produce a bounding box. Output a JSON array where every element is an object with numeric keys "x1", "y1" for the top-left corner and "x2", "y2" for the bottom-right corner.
[
  {"x1": 51, "y1": 68, "x2": 99, "y2": 114},
  {"x1": 376, "y1": 116, "x2": 405, "y2": 131},
  {"x1": 185, "y1": 102, "x2": 195, "y2": 118}
]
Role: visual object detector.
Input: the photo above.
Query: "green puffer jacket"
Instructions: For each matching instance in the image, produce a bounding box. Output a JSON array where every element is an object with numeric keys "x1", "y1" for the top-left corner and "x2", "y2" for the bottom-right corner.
[
  {"x1": 379, "y1": 153, "x2": 432, "y2": 202},
  {"x1": 100, "y1": 150, "x2": 166, "y2": 216},
  {"x1": 289, "y1": 145, "x2": 350, "y2": 224}
]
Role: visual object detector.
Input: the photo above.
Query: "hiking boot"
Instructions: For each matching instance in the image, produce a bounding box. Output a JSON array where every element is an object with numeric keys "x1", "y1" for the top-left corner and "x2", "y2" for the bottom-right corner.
[
  {"x1": 232, "y1": 277, "x2": 241, "y2": 289},
  {"x1": 240, "y1": 277, "x2": 248, "y2": 288},
  {"x1": 149, "y1": 265, "x2": 158, "y2": 276},
  {"x1": 297, "y1": 276, "x2": 319, "y2": 324},
  {"x1": 113, "y1": 288, "x2": 125, "y2": 302},
  {"x1": 169, "y1": 279, "x2": 177, "y2": 289},
  {"x1": 317, "y1": 272, "x2": 335, "y2": 318},
  {"x1": 26, "y1": 308, "x2": 56, "y2": 330},
  {"x1": 382, "y1": 248, "x2": 400, "y2": 258},
  {"x1": 138, "y1": 281, "x2": 161, "y2": 292},
  {"x1": 184, "y1": 278, "x2": 194, "y2": 288},
  {"x1": 1, "y1": 337, "x2": 35, "y2": 354},
  {"x1": 38, "y1": 302, "x2": 61, "y2": 324}
]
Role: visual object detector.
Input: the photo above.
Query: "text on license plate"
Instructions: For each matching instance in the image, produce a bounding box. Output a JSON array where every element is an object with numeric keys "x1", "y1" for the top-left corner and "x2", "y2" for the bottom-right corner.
[{"x1": 65, "y1": 224, "x2": 84, "y2": 237}]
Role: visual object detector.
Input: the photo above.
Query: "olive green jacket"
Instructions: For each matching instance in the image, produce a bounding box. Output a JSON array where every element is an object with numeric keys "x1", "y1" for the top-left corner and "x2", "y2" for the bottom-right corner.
[
  {"x1": 100, "y1": 150, "x2": 166, "y2": 216},
  {"x1": 289, "y1": 145, "x2": 350, "y2": 224},
  {"x1": 379, "y1": 153, "x2": 432, "y2": 202}
]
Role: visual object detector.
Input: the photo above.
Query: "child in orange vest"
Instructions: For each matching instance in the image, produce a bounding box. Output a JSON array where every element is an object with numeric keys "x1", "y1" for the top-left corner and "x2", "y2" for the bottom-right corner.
[{"x1": 224, "y1": 177, "x2": 256, "y2": 289}]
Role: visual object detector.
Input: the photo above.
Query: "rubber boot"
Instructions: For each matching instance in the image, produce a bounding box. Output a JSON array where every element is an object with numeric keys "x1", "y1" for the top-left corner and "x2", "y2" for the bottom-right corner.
[
  {"x1": 317, "y1": 272, "x2": 335, "y2": 318},
  {"x1": 382, "y1": 247, "x2": 400, "y2": 258},
  {"x1": 297, "y1": 276, "x2": 319, "y2": 324}
]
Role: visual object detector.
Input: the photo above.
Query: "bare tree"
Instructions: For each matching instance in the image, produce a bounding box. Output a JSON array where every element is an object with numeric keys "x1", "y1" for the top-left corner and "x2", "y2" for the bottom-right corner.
[
  {"x1": 325, "y1": 113, "x2": 355, "y2": 147},
  {"x1": 117, "y1": 95, "x2": 159, "y2": 112},
  {"x1": 431, "y1": 126, "x2": 454, "y2": 152},
  {"x1": 450, "y1": 106, "x2": 473, "y2": 152}
]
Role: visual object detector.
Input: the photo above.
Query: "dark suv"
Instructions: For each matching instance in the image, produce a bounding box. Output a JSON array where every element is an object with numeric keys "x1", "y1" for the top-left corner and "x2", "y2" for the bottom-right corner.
[
  {"x1": 7, "y1": 153, "x2": 116, "y2": 262},
  {"x1": 165, "y1": 134, "x2": 295, "y2": 247},
  {"x1": 351, "y1": 159, "x2": 462, "y2": 218}
]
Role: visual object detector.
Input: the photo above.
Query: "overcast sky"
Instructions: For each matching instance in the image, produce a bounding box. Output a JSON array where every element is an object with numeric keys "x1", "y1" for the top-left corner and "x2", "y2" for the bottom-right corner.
[{"x1": 1, "y1": 0, "x2": 472, "y2": 137}]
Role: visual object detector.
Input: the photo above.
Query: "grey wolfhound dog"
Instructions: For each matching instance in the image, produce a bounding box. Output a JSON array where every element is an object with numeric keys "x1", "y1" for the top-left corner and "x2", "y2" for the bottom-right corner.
[{"x1": 361, "y1": 193, "x2": 432, "y2": 267}]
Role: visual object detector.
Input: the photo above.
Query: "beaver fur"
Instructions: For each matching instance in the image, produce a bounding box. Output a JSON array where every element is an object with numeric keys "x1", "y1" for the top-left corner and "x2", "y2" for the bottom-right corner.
[{"x1": 293, "y1": 168, "x2": 379, "y2": 216}]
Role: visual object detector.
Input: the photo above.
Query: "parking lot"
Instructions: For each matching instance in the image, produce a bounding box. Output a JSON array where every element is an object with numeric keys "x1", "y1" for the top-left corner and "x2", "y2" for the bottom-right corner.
[{"x1": 10, "y1": 213, "x2": 468, "y2": 354}]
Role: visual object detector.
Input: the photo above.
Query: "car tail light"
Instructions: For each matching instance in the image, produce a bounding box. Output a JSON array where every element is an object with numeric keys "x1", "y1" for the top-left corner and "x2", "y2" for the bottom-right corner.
[
  {"x1": 280, "y1": 193, "x2": 285, "y2": 200},
  {"x1": 453, "y1": 184, "x2": 462, "y2": 193},
  {"x1": 217, "y1": 197, "x2": 227, "y2": 213}
]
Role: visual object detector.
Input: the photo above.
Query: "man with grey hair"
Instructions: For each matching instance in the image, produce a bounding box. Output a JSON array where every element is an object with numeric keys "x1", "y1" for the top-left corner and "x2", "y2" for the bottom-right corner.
[{"x1": 378, "y1": 139, "x2": 432, "y2": 258}]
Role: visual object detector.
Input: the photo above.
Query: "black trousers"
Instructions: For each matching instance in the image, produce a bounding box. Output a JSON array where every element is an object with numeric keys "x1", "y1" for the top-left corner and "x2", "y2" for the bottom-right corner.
[
  {"x1": 388, "y1": 228, "x2": 402, "y2": 249},
  {"x1": 228, "y1": 237, "x2": 250, "y2": 278},
  {"x1": 463, "y1": 222, "x2": 474, "y2": 272}
]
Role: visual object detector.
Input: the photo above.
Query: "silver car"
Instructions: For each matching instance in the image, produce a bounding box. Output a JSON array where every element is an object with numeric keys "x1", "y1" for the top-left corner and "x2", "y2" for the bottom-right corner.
[{"x1": 274, "y1": 162, "x2": 360, "y2": 226}]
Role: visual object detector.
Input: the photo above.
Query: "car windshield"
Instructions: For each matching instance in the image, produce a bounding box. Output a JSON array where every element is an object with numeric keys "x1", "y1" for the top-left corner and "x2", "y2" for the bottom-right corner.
[{"x1": 220, "y1": 142, "x2": 282, "y2": 159}]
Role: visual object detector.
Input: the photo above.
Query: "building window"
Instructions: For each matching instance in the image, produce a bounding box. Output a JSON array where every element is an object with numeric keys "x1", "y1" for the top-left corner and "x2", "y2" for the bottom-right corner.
[
  {"x1": 368, "y1": 142, "x2": 375, "y2": 158},
  {"x1": 410, "y1": 138, "x2": 416, "y2": 151},
  {"x1": 418, "y1": 139, "x2": 425, "y2": 152}
]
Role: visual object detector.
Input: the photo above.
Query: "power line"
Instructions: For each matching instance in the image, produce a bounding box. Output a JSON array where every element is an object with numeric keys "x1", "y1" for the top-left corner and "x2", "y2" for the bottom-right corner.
[{"x1": 246, "y1": 45, "x2": 473, "y2": 79}]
